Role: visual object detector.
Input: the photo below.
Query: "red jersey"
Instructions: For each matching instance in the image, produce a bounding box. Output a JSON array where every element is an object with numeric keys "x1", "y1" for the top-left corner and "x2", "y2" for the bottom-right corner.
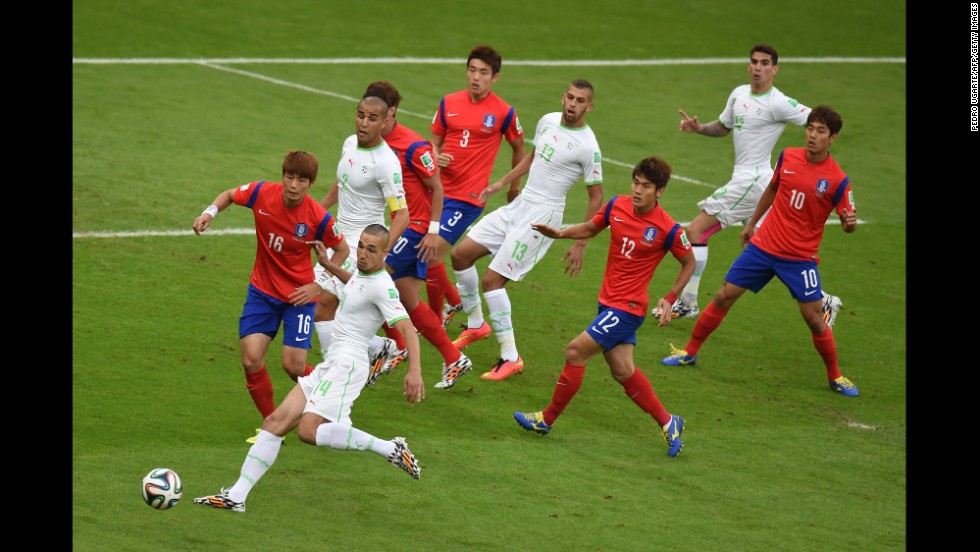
[
  {"x1": 430, "y1": 90, "x2": 523, "y2": 206},
  {"x1": 383, "y1": 120, "x2": 439, "y2": 234},
  {"x1": 591, "y1": 196, "x2": 692, "y2": 316},
  {"x1": 751, "y1": 147, "x2": 854, "y2": 262},
  {"x1": 233, "y1": 181, "x2": 344, "y2": 302}
]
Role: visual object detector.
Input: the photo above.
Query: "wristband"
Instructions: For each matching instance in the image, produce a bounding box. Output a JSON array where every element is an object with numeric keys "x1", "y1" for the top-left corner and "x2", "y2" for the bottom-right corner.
[
  {"x1": 428, "y1": 221, "x2": 441, "y2": 234},
  {"x1": 202, "y1": 204, "x2": 219, "y2": 218},
  {"x1": 664, "y1": 291, "x2": 677, "y2": 306}
]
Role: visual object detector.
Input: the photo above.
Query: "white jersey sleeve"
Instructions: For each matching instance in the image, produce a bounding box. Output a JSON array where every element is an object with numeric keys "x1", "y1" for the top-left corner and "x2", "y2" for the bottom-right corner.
[{"x1": 519, "y1": 112, "x2": 603, "y2": 211}]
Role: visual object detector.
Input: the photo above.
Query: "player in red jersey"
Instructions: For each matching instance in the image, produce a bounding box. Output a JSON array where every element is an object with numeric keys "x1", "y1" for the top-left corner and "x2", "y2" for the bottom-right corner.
[
  {"x1": 427, "y1": 45, "x2": 526, "y2": 330},
  {"x1": 662, "y1": 106, "x2": 860, "y2": 398},
  {"x1": 359, "y1": 81, "x2": 474, "y2": 390},
  {"x1": 514, "y1": 156, "x2": 694, "y2": 458},
  {"x1": 192, "y1": 150, "x2": 349, "y2": 425}
]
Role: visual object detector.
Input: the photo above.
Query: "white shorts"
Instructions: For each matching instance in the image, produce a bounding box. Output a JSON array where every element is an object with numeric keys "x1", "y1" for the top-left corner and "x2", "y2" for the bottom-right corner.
[
  {"x1": 465, "y1": 195, "x2": 562, "y2": 282},
  {"x1": 697, "y1": 165, "x2": 773, "y2": 228},
  {"x1": 298, "y1": 349, "x2": 369, "y2": 424},
  {"x1": 314, "y1": 247, "x2": 357, "y2": 297}
]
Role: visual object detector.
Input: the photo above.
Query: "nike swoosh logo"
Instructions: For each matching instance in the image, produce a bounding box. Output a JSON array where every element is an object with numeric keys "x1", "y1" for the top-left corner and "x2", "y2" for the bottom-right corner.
[
  {"x1": 258, "y1": 209, "x2": 271, "y2": 216},
  {"x1": 784, "y1": 170, "x2": 796, "y2": 174},
  {"x1": 295, "y1": 336, "x2": 309, "y2": 342},
  {"x1": 804, "y1": 289, "x2": 818, "y2": 296},
  {"x1": 612, "y1": 216, "x2": 625, "y2": 222},
  {"x1": 447, "y1": 113, "x2": 459, "y2": 117}
]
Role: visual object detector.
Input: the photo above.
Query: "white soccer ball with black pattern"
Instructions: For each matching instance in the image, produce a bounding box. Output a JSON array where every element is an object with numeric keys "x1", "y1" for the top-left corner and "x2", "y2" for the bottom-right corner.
[{"x1": 141, "y1": 468, "x2": 183, "y2": 510}]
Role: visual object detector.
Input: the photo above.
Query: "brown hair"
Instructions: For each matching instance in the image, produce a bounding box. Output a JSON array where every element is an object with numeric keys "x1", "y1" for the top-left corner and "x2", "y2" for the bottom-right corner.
[
  {"x1": 468, "y1": 45, "x2": 502, "y2": 74},
  {"x1": 364, "y1": 81, "x2": 402, "y2": 110},
  {"x1": 633, "y1": 156, "x2": 672, "y2": 190},
  {"x1": 751, "y1": 44, "x2": 779, "y2": 65},
  {"x1": 282, "y1": 150, "x2": 318, "y2": 183}
]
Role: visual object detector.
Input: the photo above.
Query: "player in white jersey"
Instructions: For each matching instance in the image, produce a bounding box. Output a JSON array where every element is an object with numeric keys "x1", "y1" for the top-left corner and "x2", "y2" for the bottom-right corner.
[
  {"x1": 654, "y1": 44, "x2": 843, "y2": 328},
  {"x1": 449, "y1": 80, "x2": 604, "y2": 381},
  {"x1": 194, "y1": 224, "x2": 425, "y2": 513},
  {"x1": 311, "y1": 96, "x2": 410, "y2": 361}
]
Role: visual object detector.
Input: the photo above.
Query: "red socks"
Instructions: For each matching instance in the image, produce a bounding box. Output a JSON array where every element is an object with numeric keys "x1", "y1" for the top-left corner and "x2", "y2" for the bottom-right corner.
[
  {"x1": 542, "y1": 363, "x2": 586, "y2": 425},
  {"x1": 811, "y1": 325, "x2": 841, "y2": 380},
  {"x1": 426, "y1": 262, "x2": 460, "y2": 314},
  {"x1": 686, "y1": 301, "x2": 728, "y2": 355},
  {"x1": 620, "y1": 368, "x2": 670, "y2": 427},
  {"x1": 409, "y1": 303, "x2": 461, "y2": 363},
  {"x1": 244, "y1": 364, "x2": 275, "y2": 419}
]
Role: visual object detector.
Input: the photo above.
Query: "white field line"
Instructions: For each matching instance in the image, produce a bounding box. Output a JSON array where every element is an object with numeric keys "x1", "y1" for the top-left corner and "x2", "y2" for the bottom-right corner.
[{"x1": 74, "y1": 56, "x2": 887, "y2": 238}]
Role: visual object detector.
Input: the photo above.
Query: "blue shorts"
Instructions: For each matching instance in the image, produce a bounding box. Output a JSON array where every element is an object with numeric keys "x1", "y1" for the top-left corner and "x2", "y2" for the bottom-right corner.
[
  {"x1": 584, "y1": 303, "x2": 643, "y2": 351},
  {"x1": 385, "y1": 228, "x2": 428, "y2": 281},
  {"x1": 438, "y1": 198, "x2": 484, "y2": 245},
  {"x1": 725, "y1": 242, "x2": 823, "y2": 302},
  {"x1": 239, "y1": 284, "x2": 315, "y2": 349}
]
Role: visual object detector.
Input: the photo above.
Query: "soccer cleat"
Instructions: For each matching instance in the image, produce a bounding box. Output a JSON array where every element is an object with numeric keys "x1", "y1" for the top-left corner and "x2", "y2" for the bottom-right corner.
[
  {"x1": 662, "y1": 415, "x2": 685, "y2": 458},
  {"x1": 388, "y1": 436, "x2": 421, "y2": 479},
  {"x1": 821, "y1": 293, "x2": 843, "y2": 329},
  {"x1": 829, "y1": 376, "x2": 859, "y2": 397},
  {"x1": 245, "y1": 428, "x2": 260, "y2": 444},
  {"x1": 652, "y1": 299, "x2": 700, "y2": 320},
  {"x1": 193, "y1": 488, "x2": 245, "y2": 512},
  {"x1": 366, "y1": 338, "x2": 397, "y2": 386},
  {"x1": 513, "y1": 411, "x2": 552, "y2": 435},
  {"x1": 367, "y1": 347, "x2": 408, "y2": 386},
  {"x1": 451, "y1": 321, "x2": 492, "y2": 349},
  {"x1": 481, "y1": 356, "x2": 524, "y2": 380},
  {"x1": 442, "y1": 303, "x2": 463, "y2": 328},
  {"x1": 434, "y1": 353, "x2": 473, "y2": 389},
  {"x1": 661, "y1": 343, "x2": 697, "y2": 366}
]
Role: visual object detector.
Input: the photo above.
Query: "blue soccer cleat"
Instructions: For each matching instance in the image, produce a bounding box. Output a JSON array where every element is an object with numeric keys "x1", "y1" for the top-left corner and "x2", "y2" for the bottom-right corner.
[
  {"x1": 662, "y1": 343, "x2": 697, "y2": 366},
  {"x1": 662, "y1": 415, "x2": 685, "y2": 458},
  {"x1": 514, "y1": 411, "x2": 552, "y2": 435},
  {"x1": 829, "y1": 376, "x2": 859, "y2": 397}
]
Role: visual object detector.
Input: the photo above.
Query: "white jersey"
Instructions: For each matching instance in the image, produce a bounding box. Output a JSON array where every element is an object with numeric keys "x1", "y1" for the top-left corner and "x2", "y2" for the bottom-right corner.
[
  {"x1": 327, "y1": 269, "x2": 409, "y2": 359},
  {"x1": 519, "y1": 112, "x2": 602, "y2": 211},
  {"x1": 333, "y1": 134, "x2": 406, "y2": 239},
  {"x1": 718, "y1": 84, "x2": 810, "y2": 169}
]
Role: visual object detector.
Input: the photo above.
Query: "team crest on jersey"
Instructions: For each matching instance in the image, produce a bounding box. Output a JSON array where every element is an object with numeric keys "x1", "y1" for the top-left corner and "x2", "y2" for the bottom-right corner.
[
  {"x1": 816, "y1": 178, "x2": 830, "y2": 194},
  {"x1": 361, "y1": 165, "x2": 369, "y2": 174},
  {"x1": 420, "y1": 151, "x2": 436, "y2": 172},
  {"x1": 388, "y1": 289, "x2": 398, "y2": 299},
  {"x1": 642, "y1": 227, "x2": 658, "y2": 244},
  {"x1": 481, "y1": 114, "x2": 497, "y2": 133},
  {"x1": 294, "y1": 223, "x2": 310, "y2": 238},
  {"x1": 393, "y1": 173, "x2": 402, "y2": 185}
]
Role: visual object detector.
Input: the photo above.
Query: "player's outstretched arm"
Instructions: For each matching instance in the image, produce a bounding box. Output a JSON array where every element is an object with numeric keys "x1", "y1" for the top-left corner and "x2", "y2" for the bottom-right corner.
[
  {"x1": 562, "y1": 184, "x2": 605, "y2": 276},
  {"x1": 393, "y1": 318, "x2": 424, "y2": 404},
  {"x1": 532, "y1": 220, "x2": 601, "y2": 241},
  {"x1": 192, "y1": 189, "x2": 235, "y2": 235},
  {"x1": 678, "y1": 109, "x2": 731, "y2": 137}
]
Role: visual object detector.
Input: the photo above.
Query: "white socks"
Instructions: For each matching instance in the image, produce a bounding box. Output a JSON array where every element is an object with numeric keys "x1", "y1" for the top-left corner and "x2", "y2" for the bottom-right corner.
[
  {"x1": 315, "y1": 421, "x2": 394, "y2": 458},
  {"x1": 454, "y1": 266, "x2": 484, "y2": 328},
  {"x1": 485, "y1": 288, "x2": 518, "y2": 361},
  {"x1": 228, "y1": 429, "x2": 283, "y2": 503}
]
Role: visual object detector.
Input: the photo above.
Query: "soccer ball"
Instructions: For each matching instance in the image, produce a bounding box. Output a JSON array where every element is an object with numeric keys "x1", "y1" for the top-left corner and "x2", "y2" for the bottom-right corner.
[{"x1": 141, "y1": 468, "x2": 183, "y2": 510}]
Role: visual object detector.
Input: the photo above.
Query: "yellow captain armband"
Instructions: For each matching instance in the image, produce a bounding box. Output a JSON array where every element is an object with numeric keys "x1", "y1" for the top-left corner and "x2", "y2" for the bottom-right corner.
[{"x1": 387, "y1": 195, "x2": 408, "y2": 212}]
